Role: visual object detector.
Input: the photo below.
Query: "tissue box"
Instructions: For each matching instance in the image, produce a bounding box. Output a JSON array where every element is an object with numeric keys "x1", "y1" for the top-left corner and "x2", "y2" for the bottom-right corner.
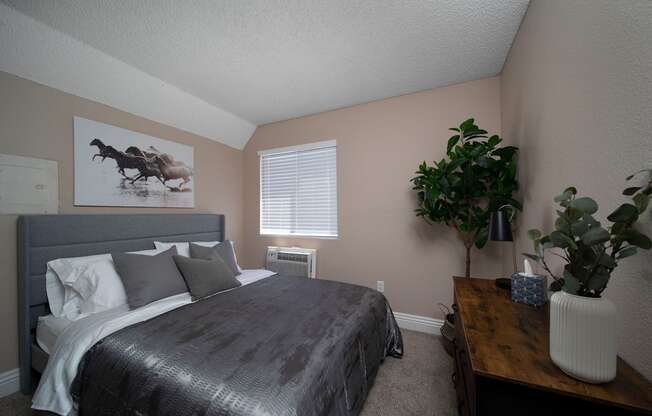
[{"x1": 511, "y1": 272, "x2": 547, "y2": 307}]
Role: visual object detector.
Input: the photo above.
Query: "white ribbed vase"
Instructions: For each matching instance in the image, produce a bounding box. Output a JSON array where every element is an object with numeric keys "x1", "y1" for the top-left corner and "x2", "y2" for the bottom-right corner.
[{"x1": 549, "y1": 290, "x2": 617, "y2": 383}]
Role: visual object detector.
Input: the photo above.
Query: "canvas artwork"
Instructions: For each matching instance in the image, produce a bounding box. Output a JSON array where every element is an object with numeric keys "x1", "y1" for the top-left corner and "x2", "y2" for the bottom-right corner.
[{"x1": 74, "y1": 117, "x2": 195, "y2": 208}]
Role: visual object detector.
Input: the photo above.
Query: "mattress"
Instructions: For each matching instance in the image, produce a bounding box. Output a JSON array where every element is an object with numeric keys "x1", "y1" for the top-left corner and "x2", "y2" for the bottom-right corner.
[{"x1": 36, "y1": 315, "x2": 73, "y2": 355}]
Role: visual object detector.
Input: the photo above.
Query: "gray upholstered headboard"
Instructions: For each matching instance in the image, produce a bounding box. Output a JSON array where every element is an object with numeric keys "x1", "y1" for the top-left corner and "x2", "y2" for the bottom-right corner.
[{"x1": 17, "y1": 213, "x2": 225, "y2": 393}]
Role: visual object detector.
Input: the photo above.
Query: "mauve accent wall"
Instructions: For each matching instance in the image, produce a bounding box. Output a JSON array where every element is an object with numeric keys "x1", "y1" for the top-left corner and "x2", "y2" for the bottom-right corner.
[
  {"x1": 502, "y1": 0, "x2": 652, "y2": 379},
  {"x1": 0, "y1": 71, "x2": 244, "y2": 373},
  {"x1": 242, "y1": 77, "x2": 508, "y2": 320}
]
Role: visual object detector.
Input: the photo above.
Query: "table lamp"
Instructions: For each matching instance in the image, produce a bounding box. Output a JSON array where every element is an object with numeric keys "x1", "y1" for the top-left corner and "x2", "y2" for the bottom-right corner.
[{"x1": 489, "y1": 204, "x2": 517, "y2": 289}]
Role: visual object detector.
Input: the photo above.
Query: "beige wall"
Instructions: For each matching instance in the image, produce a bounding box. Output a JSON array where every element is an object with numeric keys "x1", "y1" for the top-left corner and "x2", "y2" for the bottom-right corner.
[
  {"x1": 243, "y1": 77, "x2": 506, "y2": 319},
  {"x1": 0, "y1": 71, "x2": 244, "y2": 372},
  {"x1": 502, "y1": 0, "x2": 652, "y2": 379}
]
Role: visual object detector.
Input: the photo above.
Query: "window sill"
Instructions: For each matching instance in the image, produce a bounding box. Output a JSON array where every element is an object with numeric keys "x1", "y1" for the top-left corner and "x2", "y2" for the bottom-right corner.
[{"x1": 259, "y1": 233, "x2": 338, "y2": 240}]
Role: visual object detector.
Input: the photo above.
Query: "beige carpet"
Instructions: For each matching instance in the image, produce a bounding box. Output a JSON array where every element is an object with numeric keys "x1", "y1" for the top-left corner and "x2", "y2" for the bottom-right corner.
[{"x1": 0, "y1": 330, "x2": 456, "y2": 416}]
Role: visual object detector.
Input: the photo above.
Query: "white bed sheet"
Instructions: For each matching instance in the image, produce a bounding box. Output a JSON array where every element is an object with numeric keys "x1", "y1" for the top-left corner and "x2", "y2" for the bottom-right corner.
[
  {"x1": 36, "y1": 315, "x2": 74, "y2": 356},
  {"x1": 32, "y1": 269, "x2": 276, "y2": 416}
]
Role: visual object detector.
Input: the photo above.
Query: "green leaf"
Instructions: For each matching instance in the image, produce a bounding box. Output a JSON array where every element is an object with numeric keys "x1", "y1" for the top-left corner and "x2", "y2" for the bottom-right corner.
[
  {"x1": 541, "y1": 236, "x2": 554, "y2": 250},
  {"x1": 555, "y1": 216, "x2": 571, "y2": 234},
  {"x1": 549, "y1": 279, "x2": 564, "y2": 292},
  {"x1": 554, "y1": 191, "x2": 573, "y2": 203},
  {"x1": 569, "y1": 197, "x2": 599, "y2": 214},
  {"x1": 587, "y1": 268, "x2": 611, "y2": 292},
  {"x1": 616, "y1": 246, "x2": 637, "y2": 259},
  {"x1": 611, "y1": 222, "x2": 626, "y2": 235},
  {"x1": 623, "y1": 186, "x2": 642, "y2": 196},
  {"x1": 620, "y1": 229, "x2": 652, "y2": 249},
  {"x1": 597, "y1": 253, "x2": 616, "y2": 268},
  {"x1": 527, "y1": 229, "x2": 542, "y2": 240},
  {"x1": 491, "y1": 146, "x2": 517, "y2": 161},
  {"x1": 460, "y1": 118, "x2": 475, "y2": 131},
  {"x1": 487, "y1": 135, "x2": 501, "y2": 147},
  {"x1": 550, "y1": 230, "x2": 576, "y2": 249},
  {"x1": 633, "y1": 193, "x2": 650, "y2": 213},
  {"x1": 447, "y1": 135, "x2": 460, "y2": 154},
  {"x1": 476, "y1": 156, "x2": 490, "y2": 168},
  {"x1": 562, "y1": 270, "x2": 580, "y2": 295},
  {"x1": 571, "y1": 215, "x2": 599, "y2": 237},
  {"x1": 607, "y1": 203, "x2": 639, "y2": 223},
  {"x1": 533, "y1": 239, "x2": 541, "y2": 256},
  {"x1": 463, "y1": 129, "x2": 488, "y2": 139},
  {"x1": 474, "y1": 227, "x2": 489, "y2": 249},
  {"x1": 578, "y1": 245, "x2": 598, "y2": 263},
  {"x1": 449, "y1": 127, "x2": 460, "y2": 132},
  {"x1": 566, "y1": 207, "x2": 583, "y2": 221},
  {"x1": 563, "y1": 187, "x2": 578, "y2": 196},
  {"x1": 581, "y1": 226, "x2": 611, "y2": 246}
]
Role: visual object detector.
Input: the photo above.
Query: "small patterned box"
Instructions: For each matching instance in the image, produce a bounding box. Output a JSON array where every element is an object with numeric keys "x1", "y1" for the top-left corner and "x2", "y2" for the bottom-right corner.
[{"x1": 511, "y1": 272, "x2": 547, "y2": 307}]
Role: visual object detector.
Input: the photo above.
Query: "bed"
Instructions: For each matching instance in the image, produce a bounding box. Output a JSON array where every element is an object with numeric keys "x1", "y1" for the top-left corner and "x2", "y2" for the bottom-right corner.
[{"x1": 18, "y1": 214, "x2": 403, "y2": 416}]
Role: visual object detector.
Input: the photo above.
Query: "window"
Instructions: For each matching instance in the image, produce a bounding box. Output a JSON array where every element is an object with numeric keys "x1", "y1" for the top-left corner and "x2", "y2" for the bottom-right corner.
[{"x1": 259, "y1": 140, "x2": 337, "y2": 238}]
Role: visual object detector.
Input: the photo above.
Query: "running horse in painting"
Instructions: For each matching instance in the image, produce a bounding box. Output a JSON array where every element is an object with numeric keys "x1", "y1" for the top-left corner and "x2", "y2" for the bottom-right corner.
[
  {"x1": 90, "y1": 139, "x2": 193, "y2": 190},
  {"x1": 152, "y1": 154, "x2": 194, "y2": 190},
  {"x1": 90, "y1": 139, "x2": 164, "y2": 184},
  {"x1": 144, "y1": 146, "x2": 194, "y2": 190}
]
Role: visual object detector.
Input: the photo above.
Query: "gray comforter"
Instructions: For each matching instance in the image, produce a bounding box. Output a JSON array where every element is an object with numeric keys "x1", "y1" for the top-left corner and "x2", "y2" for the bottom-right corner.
[{"x1": 72, "y1": 275, "x2": 403, "y2": 416}]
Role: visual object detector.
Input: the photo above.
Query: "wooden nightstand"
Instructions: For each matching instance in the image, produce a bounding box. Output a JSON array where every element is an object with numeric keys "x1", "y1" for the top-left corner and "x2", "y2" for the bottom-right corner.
[{"x1": 452, "y1": 277, "x2": 652, "y2": 415}]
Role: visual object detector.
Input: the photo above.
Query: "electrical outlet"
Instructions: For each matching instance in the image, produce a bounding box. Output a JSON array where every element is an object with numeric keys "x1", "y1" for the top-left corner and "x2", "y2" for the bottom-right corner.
[{"x1": 376, "y1": 280, "x2": 384, "y2": 292}]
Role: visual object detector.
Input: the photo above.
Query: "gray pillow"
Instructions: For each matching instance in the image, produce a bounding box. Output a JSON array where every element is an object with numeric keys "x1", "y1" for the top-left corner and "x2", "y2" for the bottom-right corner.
[
  {"x1": 112, "y1": 247, "x2": 188, "y2": 309},
  {"x1": 189, "y1": 241, "x2": 240, "y2": 276},
  {"x1": 173, "y1": 255, "x2": 241, "y2": 300}
]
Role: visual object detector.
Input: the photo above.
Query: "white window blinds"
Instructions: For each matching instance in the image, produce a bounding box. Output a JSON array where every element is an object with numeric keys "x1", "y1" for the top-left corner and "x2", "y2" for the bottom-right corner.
[{"x1": 259, "y1": 140, "x2": 337, "y2": 238}]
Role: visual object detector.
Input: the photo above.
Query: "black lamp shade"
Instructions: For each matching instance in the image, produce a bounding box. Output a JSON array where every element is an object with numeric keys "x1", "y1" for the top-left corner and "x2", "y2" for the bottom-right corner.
[{"x1": 489, "y1": 209, "x2": 513, "y2": 241}]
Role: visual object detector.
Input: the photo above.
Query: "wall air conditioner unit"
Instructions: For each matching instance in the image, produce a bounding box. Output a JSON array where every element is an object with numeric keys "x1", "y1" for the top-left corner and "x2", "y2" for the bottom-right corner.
[{"x1": 266, "y1": 246, "x2": 317, "y2": 278}]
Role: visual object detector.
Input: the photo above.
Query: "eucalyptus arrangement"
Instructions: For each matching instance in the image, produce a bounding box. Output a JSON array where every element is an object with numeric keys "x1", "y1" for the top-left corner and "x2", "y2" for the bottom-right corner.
[
  {"x1": 525, "y1": 168, "x2": 652, "y2": 297},
  {"x1": 526, "y1": 168, "x2": 651, "y2": 383},
  {"x1": 411, "y1": 118, "x2": 520, "y2": 277}
]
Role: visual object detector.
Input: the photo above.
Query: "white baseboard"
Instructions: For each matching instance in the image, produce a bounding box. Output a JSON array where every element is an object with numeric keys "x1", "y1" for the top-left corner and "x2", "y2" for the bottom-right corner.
[
  {"x1": 394, "y1": 312, "x2": 444, "y2": 335},
  {"x1": 0, "y1": 368, "x2": 19, "y2": 398}
]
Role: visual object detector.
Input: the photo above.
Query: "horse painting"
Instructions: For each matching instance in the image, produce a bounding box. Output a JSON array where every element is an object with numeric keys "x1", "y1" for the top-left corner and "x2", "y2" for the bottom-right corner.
[
  {"x1": 89, "y1": 138, "x2": 193, "y2": 190},
  {"x1": 74, "y1": 116, "x2": 194, "y2": 208}
]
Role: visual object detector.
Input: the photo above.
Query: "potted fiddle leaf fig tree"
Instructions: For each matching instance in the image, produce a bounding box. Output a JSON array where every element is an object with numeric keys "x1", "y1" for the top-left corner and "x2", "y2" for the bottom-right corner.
[
  {"x1": 525, "y1": 168, "x2": 651, "y2": 383},
  {"x1": 411, "y1": 118, "x2": 520, "y2": 277}
]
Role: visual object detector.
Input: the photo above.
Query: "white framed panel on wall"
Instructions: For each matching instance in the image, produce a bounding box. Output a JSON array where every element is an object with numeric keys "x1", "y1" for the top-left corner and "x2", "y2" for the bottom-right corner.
[{"x1": 0, "y1": 153, "x2": 59, "y2": 214}]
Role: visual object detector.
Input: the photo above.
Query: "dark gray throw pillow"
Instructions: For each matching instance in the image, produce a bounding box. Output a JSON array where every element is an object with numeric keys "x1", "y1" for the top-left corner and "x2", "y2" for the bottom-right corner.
[
  {"x1": 112, "y1": 247, "x2": 188, "y2": 309},
  {"x1": 189, "y1": 241, "x2": 240, "y2": 276},
  {"x1": 173, "y1": 255, "x2": 241, "y2": 300}
]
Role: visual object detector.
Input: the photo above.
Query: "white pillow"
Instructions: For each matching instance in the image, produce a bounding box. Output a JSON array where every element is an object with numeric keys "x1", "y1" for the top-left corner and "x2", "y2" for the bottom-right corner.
[
  {"x1": 69, "y1": 258, "x2": 127, "y2": 316},
  {"x1": 45, "y1": 266, "x2": 68, "y2": 318},
  {"x1": 46, "y1": 248, "x2": 164, "y2": 319},
  {"x1": 47, "y1": 253, "x2": 111, "y2": 320},
  {"x1": 154, "y1": 241, "x2": 219, "y2": 257},
  {"x1": 154, "y1": 240, "x2": 243, "y2": 272},
  {"x1": 230, "y1": 242, "x2": 243, "y2": 273}
]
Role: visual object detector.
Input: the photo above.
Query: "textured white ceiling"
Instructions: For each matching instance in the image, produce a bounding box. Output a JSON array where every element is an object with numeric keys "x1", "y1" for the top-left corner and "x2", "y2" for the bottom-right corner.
[
  {"x1": 3, "y1": 0, "x2": 529, "y2": 129},
  {"x1": 0, "y1": 3, "x2": 256, "y2": 149}
]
